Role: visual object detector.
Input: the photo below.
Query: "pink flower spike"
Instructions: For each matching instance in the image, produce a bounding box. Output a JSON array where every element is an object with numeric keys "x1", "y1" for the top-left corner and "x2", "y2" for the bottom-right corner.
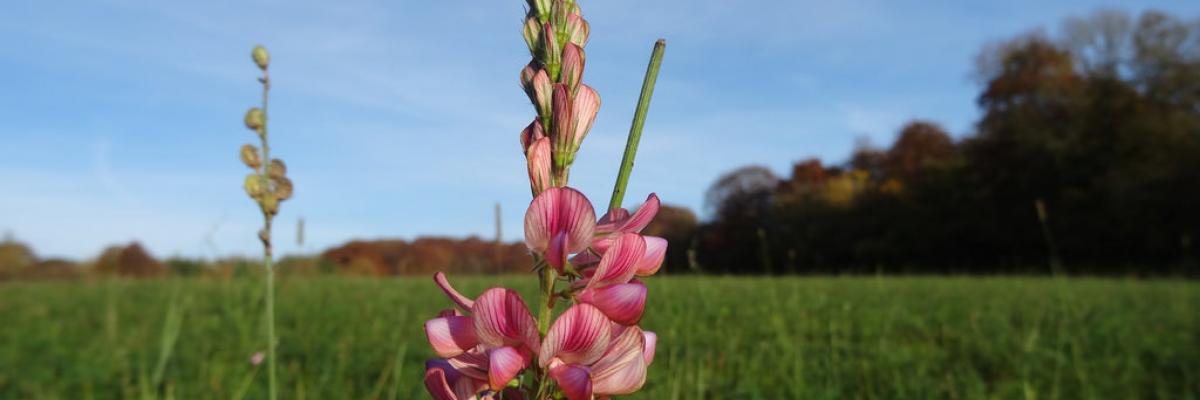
[
  {"x1": 524, "y1": 187, "x2": 597, "y2": 271},
  {"x1": 487, "y1": 346, "x2": 530, "y2": 390},
  {"x1": 472, "y1": 288, "x2": 540, "y2": 352},
  {"x1": 570, "y1": 85, "x2": 600, "y2": 149},
  {"x1": 590, "y1": 325, "x2": 648, "y2": 396},
  {"x1": 424, "y1": 316, "x2": 480, "y2": 358},
  {"x1": 434, "y1": 272, "x2": 475, "y2": 310},
  {"x1": 643, "y1": 331, "x2": 658, "y2": 366},
  {"x1": 577, "y1": 281, "x2": 647, "y2": 325},
  {"x1": 588, "y1": 233, "x2": 645, "y2": 288},
  {"x1": 539, "y1": 304, "x2": 612, "y2": 367},
  {"x1": 550, "y1": 364, "x2": 593, "y2": 400},
  {"x1": 526, "y1": 137, "x2": 551, "y2": 194},
  {"x1": 636, "y1": 236, "x2": 668, "y2": 276}
]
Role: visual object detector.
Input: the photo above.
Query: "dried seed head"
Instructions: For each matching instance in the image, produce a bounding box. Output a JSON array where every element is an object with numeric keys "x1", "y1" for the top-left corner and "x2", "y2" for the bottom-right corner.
[
  {"x1": 244, "y1": 174, "x2": 265, "y2": 198},
  {"x1": 252, "y1": 45, "x2": 270, "y2": 70},
  {"x1": 244, "y1": 108, "x2": 265, "y2": 132},
  {"x1": 268, "y1": 159, "x2": 287, "y2": 179},
  {"x1": 273, "y1": 177, "x2": 293, "y2": 201},
  {"x1": 240, "y1": 144, "x2": 261, "y2": 169}
]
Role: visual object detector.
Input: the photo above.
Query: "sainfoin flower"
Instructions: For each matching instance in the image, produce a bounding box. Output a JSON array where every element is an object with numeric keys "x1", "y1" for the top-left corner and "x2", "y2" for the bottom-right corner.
[
  {"x1": 540, "y1": 304, "x2": 657, "y2": 400},
  {"x1": 424, "y1": 0, "x2": 666, "y2": 398},
  {"x1": 425, "y1": 273, "x2": 540, "y2": 392}
]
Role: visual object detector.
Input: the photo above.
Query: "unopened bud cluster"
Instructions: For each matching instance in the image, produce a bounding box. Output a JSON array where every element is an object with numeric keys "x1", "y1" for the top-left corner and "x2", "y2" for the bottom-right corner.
[{"x1": 519, "y1": 0, "x2": 599, "y2": 195}]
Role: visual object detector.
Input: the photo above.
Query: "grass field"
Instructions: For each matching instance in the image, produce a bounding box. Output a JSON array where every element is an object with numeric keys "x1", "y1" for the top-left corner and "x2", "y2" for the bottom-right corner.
[{"x1": 0, "y1": 276, "x2": 1196, "y2": 399}]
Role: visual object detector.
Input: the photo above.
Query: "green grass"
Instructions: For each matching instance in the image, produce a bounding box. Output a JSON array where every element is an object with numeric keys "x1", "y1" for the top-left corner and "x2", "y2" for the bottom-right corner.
[{"x1": 0, "y1": 276, "x2": 1196, "y2": 399}]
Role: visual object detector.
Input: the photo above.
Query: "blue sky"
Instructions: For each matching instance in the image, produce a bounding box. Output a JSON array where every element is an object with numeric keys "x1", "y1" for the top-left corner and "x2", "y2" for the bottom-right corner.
[{"x1": 2, "y1": 0, "x2": 1197, "y2": 260}]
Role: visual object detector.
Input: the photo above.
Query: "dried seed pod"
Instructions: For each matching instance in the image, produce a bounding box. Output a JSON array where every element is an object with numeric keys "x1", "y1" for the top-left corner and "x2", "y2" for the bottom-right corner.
[
  {"x1": 268, "y1": 159, "x2": 286, "y2": 179},
  {"x1": 244, "y1": 108, "x2": 265, "y2": 131},
  {"x1": 240, "y1": 144, "x2": 261, "y2": 168},
  {"x1": 273, "y1": 177, "x2": 293, "y2": 201},
  {"x1": 244, "y1": 174, "x2": 265, "y2": 198},
  {"x1": 252, "y1": 45, "x2": 270, "y2": 70},
  {"x1": 260, "y1": 195, "x2": 279, "y2": 216}
]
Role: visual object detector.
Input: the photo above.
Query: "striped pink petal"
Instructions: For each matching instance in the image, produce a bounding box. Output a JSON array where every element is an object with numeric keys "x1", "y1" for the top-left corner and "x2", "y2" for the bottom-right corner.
[
  {"x1": 524, "y1": 187, "x2": 597, "y2": 266},
  {"x1": 636, "y1": 236, "x2": 668, "y2": 276},
  {"x1": 526, "y1": 137, "x2": 551, "y2": 195},
  {"x1": 571, "y1": 85, "x2": 600, "y2": 148},
  {"x1": 550, "y1": 364, "x2": 593, "y2": 400},
  {"x1": 620, "y1": 193, "x2": 660, "y2": 233},
  {"x1": 472, "y1": 288, "x2": 539, "y2": 352},
  {"x1": 447, "y1": 350, "x2": 489, "y2": 382},
  {"x1": 424, "y1": 365, "x2": 459, "y2": 400},
  {"x1": 591, "y1": 324, "x2": 648, "y2": 396},
  {"x1": 595, "y1": 208, "x2": 630, "y2": 235},
  {"x1": 577, "y1": 281, "x2": 647, "y2": 325},
  {"x1": 643, "y1": 331, "x2": 657, "y2": 366},
  {"x1": 588, "y1": 233, "x2": 645, "y2": 288},
  {"x1": 565, "y1": 13, "x2": 590, "y2": 47},
  {"x1": 425, "y1": 316, "x2": 480, "y2": 358},
  {"x1": 539, "y1": 304, "x2": 612, "y2": 367},
  {"x1": 434, "y1": 272, "x2": 475, "y2": 310},
  {"x1": 487, "y1": 346, "x2": 530, "y2": 390},
  {"x1": 529, "y1": 68, "x2": 552, "y2": 117}
]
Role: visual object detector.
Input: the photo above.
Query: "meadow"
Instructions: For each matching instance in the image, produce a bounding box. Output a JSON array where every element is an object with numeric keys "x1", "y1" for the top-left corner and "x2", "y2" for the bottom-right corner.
[{"x1": 0, "y1": 276, "x2": 1196, "y2": 399}]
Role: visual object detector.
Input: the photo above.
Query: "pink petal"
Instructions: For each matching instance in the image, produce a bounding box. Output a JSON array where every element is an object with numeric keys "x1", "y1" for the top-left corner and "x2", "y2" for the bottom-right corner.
[
  {"x1": 424, "y1": 365, "x2": 459, "y2": 400},
  {"x1": 595, "y1": 208, "x2": 630, "y2": 235},
  {"x1": 642, "y1": 331, "x2": 657, "y2": 366},
  {"x1": 619, "y1": 193, "x2": 660, "y2": 233},
  {"x1": 571, "y1": 85, "x2": 600, "y2": 148},
  {"x1": 577, "y1": 281, "x2": 647, "y2": 325},
  {"x1": 487, "y1": 346, "x2": 530, "y2": 390},
  {"x1": 472, "y1": 288, "x2": 540, "y2": 352},
  {"x1": 523, "y1": 187, "x2": 597, "y2": 259},
  {"x1": 590, "y1": 325, "x2": 648, "y2": 396},
  {"x1": 452, "y1": 378, "x2": 481, "y2": 400},
  {"x1": 539, "y1": 304, "x2": 612, "y2": 367},
  {"x1": 448, "y1": 350, "x2": 489, "y2": 382},
  {"x1": 588, "y1": 233, "x2": 645, "y2": 288},
  {"x1": 425, "y1": 316, "x2": 480, "y2": 358},
  {"x1": 550, "y1": 364, "x2": 593, "y2": 400},
  {"x1": 568, "y1": 250, "x2": 601, "y2": 268},
  {"x1": 635, "y1": 236, "x2": 668, "y2": 276},
  {"x1": 547, "y1": 232, "x2": 569, "y2": 273},
  {"x1": 526, "y1": 137, "x2": 551, "y2": 195},
  {"x1": 434, "y1": 272, "x2": 474, "y2": 310}
]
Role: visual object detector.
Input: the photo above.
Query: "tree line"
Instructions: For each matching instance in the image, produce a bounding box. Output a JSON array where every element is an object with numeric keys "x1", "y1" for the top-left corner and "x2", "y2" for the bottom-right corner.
[{"x1": 665, "y1": 9, "x2": 1200, "y2": 275}]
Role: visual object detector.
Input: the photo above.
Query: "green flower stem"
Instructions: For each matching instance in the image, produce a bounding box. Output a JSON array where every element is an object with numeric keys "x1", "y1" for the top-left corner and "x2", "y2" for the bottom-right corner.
[
  {"x1": 258, "y1": 69, "x2": 279, "y2": 400},
  {"x1": 608, "y1": 39, "x2": 666, "y2": 211}
]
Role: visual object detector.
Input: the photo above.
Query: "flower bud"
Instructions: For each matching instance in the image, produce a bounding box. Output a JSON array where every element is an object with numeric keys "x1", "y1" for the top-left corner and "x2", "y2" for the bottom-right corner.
[
  {"x1": 560, "y1": 44, "x2": 584, "y2": 93},
  {"x1": 273, "y1": 176, "x2": 293, "y2": 201},
  {"x1": 551, "y1": 84, "x2": 574, "y2": 167},
  {"x1": 525, "y1": 69, "x2": 553, "y2": 120},
  {"x1": 240, "y1": 144, "x2": 261, "y2": 169},
  {"x1": 570, "y1": 84, "x2": 600, "y2": 150},
  {"x1": 244, "y1": 108, "x2": 265, "y2": 132},
  {"x1": 526, "y1": 137, "x2": 552, "y2": 195},
  {"x1": 542, "y1": 22, "x2": 561, "y2": 73},
  {"x1": 522, "y1": 16, "x2": 542, "y2": 55},
  {"x1": 519, "y1": 119, "x2": 546, "y2": 152},
  {"x1": 565, "y1": 14, "x2": 589, "y2": 47},
  {"x1": 244, "y1": 174, "x2": 265, "y2": 198},
  {"x1": 252, "y1": 45, "x2": 270, "y2": 70},
  {"x1": 268, "y1": 159, "x2": 287, "y2": 179}
]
